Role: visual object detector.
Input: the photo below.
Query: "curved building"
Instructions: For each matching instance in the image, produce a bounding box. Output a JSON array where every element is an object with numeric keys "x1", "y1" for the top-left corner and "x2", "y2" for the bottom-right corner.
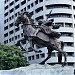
[{"x1": 4, "y1": 0, "x2": 75, "y2": 66}]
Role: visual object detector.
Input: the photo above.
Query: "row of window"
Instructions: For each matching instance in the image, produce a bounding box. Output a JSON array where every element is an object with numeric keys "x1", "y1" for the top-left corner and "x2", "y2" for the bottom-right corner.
[
  {"x1": 4, "y1": 27, "x2": 19, "y2": 37},
  {"x1": 4, "y1": 15, "x2": 14, "y2": 24},
  {"x1": 4, "y1": 0, "x2": 44, "y2": 18},
  {"x1": 4, "y1": 0, "x2": 19, "y2": 4},
  {"x1": 64, "y1": 42, "x2": 74, "y2": 47},
  {"x1": 4, "y1": 22, "x2": 23, "y2": 31},
  {"x1": 4, "y1": 0, "x2": 43, "y2": 11},
  {"x1": 35, "y1": 13, "x2": 72, "y2": 21},
  {"x1": 61, "y1": 32, "x2": 73, "y2": 37},
  {"x1": 27, "y1": 53, "x2": 45, "y2": 61},
  {"x1": 27, "y1": 51, "x2": 74, "y2": 61},
  {"x1": 4, "y1": 27, "x2": 20, "y2": 37},
  {"x1": 55, "y1": 22, "x2": 73, "y2": 27},
  {"x1": 4, "y1": 33, "x2": 23, "y2": 44},
  {"x1": 46, "y1": 14, "x2": 72, "y2": 18},
  {"x1": 46, "y1": 4, "x2": 71, "y2": 9}
]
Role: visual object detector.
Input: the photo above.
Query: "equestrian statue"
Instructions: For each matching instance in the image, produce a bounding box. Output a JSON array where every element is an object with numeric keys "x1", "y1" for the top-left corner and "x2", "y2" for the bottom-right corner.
[{"x1": 15, "y1": 11, "x2": 67, "y2": 66}]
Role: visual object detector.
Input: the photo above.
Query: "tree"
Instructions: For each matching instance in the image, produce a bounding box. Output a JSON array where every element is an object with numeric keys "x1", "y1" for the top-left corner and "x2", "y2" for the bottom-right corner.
[{"x1": 0, "y1": 43, "x2": 29, "y2": 70}]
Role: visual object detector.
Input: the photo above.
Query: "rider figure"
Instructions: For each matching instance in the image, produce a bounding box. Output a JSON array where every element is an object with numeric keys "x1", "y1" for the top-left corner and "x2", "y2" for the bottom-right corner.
[{"x1": 38, "y1": 19, "x2": 61, "y2": 38}]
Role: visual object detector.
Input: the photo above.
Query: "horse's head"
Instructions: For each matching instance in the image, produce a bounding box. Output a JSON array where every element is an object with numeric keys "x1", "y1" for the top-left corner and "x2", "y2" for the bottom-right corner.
[{"x1": 15, "y1": 11, "x2": 33, "y2": 27}]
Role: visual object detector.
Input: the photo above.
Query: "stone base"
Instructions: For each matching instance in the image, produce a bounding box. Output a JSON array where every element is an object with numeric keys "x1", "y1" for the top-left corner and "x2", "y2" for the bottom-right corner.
[{"x1": 0, "y1": 64, "x2": 74, "y2": 75}]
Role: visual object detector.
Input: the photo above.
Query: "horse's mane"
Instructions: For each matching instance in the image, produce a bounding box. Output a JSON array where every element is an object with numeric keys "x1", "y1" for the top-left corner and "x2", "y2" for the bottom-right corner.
[{"x1": 23, "y1": 11, "x2": 34, "y2": 25}]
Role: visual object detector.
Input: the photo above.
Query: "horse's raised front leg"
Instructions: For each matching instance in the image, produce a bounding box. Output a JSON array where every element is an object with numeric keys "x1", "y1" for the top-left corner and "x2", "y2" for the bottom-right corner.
[{"x1": 28, "y1": 37, "x2": 42, "y2": 53}]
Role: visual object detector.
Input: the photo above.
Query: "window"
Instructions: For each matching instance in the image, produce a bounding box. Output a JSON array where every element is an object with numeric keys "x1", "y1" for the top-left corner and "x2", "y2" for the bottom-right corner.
[
  {"x1": 31, "y1": 3, "x2": 33, "y2": 7},
  {"x1": 9, "y1": 8, "x2": 14, "y2": 13},
  {"x1": 4, "y1": 26, "x2": 8, "y2": 30},
  {"x1": 15, "y1": 36, "x2": 17, "y2": 40},
  {"x1": 30, "y1": 11, "x2": 34, "y2": 16},
  {"x1": 4, "y1": 0, "x2": 6, "y2": 4},
  {"x1": 65, "y1": 23, "x2": 72, "y2": 27},
  {"x1": 15, "y1": 4, "x2": 20, "y2": 9},
  {"x1": 12, "y1": 37, "x2": 14, "y2": 41},
  {"x1": 21, "y1": 25, "x2": 23, "y2": 29},
  {"x1": 12, "y1": 15, "x2": 14, "y2": 19},
  {"x1": 67, "y1": 63, "x2": 74, "y2": 66},
  {"x1": 15, "y1": 35, "x2": 20, "y2": 40},
  {"x1": 21, "y1": 9, "x2": 23, "y2": 12},
  {"x1": 4, "y1": 40, "x2": 8, "y2": 44},
  {"x1": 4, "y1": 0, "x2": 9, "y2": 4},
  {"x1": 55, "y1": 22, "x2": 64, "y2": 27},
  {"x1": 9, "y1": 17, "x2": 12, "y2": 20},
  {"x1": 35, "y1": 6, "x2": 43, "y2": 13},
  {"x1": 17, "y1": 35, "x2": 20, "y2": 39},
  {"x1": 35, "y1": 15, "x2": 43, "y2": 21},
  {"x1": 46, "y1": 4, "x2": 71, "y2": 9},
  {"x1": 61, "y1": 32, "x2": 73, "y2": 37},
  {"x1": 9, "y1": 23, "x2": 13, "y2": 28},
  {"x1": 73, "y1": 0, "x2": 75, "y2": 2},
  {"x1": 4, "y1": 20, "x2": 6, "y2": 24},
  {"x1": 39, "y1": 0, "x2": 43, "y2": 2},
  {"x1": 73, "y1": 6, "x2": 75, "y2": 10},
  {"x1": 36, "y1": 54, "x2": 39, "y2": 59},
  {"x1": 15, "y1": 13, "x2": 17, "y2": 17},
  {"x1": 21, "y1": 33, "x2": 23, "y2": 37},
  {"x1": 5, "y1": 5, "x2": 8, "y2": 10},
  {"x1": 4, "y1": 12, "x2": 8, "y2": 17},
  {"x1": 47, "y1": 13, "x2": 72, "y2": 18},
  {"x1": 9, "y1": 38, "x2": 12, "y2": 42},
  {"x1": 32, "y1": 55, "x2": 34, "y2": 60},
  {"x1": 27, "y1": 5, "x2": 30, "y2": 9},
  {"x1": 28, "y1": 56, "x2": 31, "y2": 61},
  {"x1": 4, "y1": 33, "x2": 8, "y2": 37},
  {"x1": 67, "y1": 52, "x2": 74, "y2": 56},
  {"x1": 18, "y1": 12, "x2": 20, "y2": 15},
  {"x1": 6, "y1": 19, "x2": 8, "y2": 22},
  {"x1": 21, "y1": 0, "x2": 26, "y2": 5},
  {"x1": 35, "y1": 0, "x2": 38, "y2": 5},
  {"x1": 24, "y1": 7, "x2": 26, "y2": 11},
  {"x1": 64, "y1": 42, "x2": 74, "y2": 47},
  {"x1": 4, "y1": 19, "x2": 8, "y2": 23},
  {"x1": 28, "y1": 0, "x2": 30, "y2": 1},
  {"x1": 40, "y1": 53, "x2": 45, "y2": 58},
  {"x1": 51, "y1": 52, "x2": 55, "y2": 56},
  {"x1": 15, "y1": 0, "x2": 19, "y2": 2},
  {"x1": 15, "y1": 27, "x2": 20, "y2": 32},
  {"x1": 10, "y1": 1, "x2": 14, "y2": 6},
  {"x1": 9, "y1": 30, "x2": 14, "y2": 35}
]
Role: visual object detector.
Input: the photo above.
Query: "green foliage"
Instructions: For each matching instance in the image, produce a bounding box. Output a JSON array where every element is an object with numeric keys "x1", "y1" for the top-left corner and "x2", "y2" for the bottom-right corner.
[{"x1": 0, "y1": 43, "x2": 29, "y2": 70}]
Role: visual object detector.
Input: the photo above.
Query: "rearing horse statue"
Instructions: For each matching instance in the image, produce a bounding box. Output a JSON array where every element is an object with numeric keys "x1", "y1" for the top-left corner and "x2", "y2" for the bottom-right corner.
[{"x1": 15, "y1": 11, "x2": 67, "y2": 66}]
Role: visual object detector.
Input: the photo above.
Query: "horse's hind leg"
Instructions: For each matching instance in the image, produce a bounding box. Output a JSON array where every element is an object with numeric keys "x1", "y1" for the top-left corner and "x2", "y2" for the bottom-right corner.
[
  {"x1": 57, "y1": 48, "x2": 67, "y2": 66},
  {"x1": 58, "y1": 51, "x2": 62, "y2": 64},
  {"x1": 58, "y1": 41, "x2": 64, "y2": 64}
]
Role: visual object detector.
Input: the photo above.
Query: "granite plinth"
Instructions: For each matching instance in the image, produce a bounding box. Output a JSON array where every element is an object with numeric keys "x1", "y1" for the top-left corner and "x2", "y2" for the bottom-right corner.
[{"x1": 0, "y1": 64, "x2": 74, "y2": 75}]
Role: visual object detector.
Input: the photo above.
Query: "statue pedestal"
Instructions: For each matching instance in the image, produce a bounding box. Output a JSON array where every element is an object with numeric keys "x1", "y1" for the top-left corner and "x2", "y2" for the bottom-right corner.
[{"x1": 0, "y1": 64, "x2": 74, "y2": 75}]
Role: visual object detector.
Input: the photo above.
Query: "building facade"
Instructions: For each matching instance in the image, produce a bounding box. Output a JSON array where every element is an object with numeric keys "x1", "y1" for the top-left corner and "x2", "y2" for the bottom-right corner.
[{"x1": 4, "y1": 0, "x2": 75, "y2": 66}]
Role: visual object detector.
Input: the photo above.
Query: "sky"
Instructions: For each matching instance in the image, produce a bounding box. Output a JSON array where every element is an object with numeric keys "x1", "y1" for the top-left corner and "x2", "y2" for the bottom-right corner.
[{"x1": 0, "y1": 0, "x2": 4, "y2": 43}]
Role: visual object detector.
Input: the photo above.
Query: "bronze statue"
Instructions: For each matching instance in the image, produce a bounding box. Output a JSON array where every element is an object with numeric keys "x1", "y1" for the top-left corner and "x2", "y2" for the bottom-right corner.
[{"x1": 15, "y1": 11, "x2": 67, "y2": 66}]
